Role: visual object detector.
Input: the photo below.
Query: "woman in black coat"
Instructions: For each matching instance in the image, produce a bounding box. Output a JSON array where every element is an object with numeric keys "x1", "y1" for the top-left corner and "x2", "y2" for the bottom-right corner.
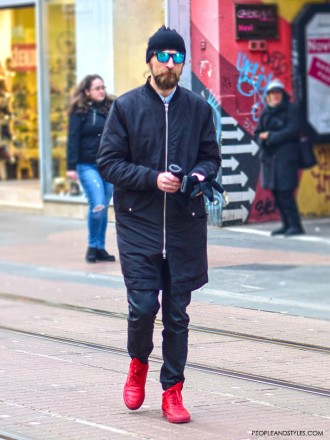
[
  {"x1": 67, "y1": 74, "x2": 116, "y2": 262},
  {"x1": 255, "y1": 79, "x2": 304, "y2": 236}
]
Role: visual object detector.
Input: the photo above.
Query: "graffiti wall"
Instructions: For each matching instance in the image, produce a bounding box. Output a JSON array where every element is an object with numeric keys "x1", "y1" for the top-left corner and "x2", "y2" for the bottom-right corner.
[
  {"x1": 191, "y1": 0, "x2": 330, "y2": 224},
  {"x1": 298, "y1": 146, "x2": 330, "y2": 216}
]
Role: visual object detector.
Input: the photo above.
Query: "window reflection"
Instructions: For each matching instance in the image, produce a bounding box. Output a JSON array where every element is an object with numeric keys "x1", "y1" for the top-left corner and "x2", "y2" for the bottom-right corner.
[
  {"x1": 43, "y1": 0, "x2": 164, "y2": 196},
  {"x1": 47, "y1": 0, "x2": 76, "y2": 194}
]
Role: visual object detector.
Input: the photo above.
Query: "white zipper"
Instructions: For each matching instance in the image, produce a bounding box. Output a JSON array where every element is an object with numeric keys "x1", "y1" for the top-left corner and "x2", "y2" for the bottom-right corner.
[
  {"x1": 93, "y1": 109, "x2": 96, "y2": 125},
  {"x1": 162, "y1": 103, "x2": 169, "y2": 259}
]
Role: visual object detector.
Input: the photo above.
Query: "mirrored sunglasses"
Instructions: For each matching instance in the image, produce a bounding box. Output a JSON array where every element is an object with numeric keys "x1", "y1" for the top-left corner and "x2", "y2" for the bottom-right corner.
[{"x1": 154, "y1": 51, "x2": 185, "y2": 64}]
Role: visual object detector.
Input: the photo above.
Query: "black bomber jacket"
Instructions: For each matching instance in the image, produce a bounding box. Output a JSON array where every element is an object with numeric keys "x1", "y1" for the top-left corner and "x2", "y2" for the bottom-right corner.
[{"x1": 67, "y1": 103, "x2": 108, "y2": 170}]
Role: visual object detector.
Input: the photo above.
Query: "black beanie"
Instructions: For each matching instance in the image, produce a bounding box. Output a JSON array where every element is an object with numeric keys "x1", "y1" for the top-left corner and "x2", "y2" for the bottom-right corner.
[{"x1": 146, "y1": 26, "x2": 186, "y2": 63}]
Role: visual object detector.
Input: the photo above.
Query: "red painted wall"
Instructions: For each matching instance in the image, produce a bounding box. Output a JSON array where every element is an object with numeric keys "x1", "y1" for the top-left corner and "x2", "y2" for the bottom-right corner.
[{"x1": 191, "y1": 0, "x2": 293, "y2": 224}]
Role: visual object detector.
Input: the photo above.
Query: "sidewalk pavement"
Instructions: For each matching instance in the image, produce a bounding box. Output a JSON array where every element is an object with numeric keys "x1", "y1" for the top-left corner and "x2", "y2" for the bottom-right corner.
[
  {"x1": 0, "y1": 211, "x2": 329, "y2": 439},
  {"x1": 1, "y1": 212, "x2": 330, "y2": 320}
]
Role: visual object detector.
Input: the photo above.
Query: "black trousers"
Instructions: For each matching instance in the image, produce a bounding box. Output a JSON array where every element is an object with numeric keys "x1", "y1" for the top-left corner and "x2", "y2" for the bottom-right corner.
[
  {"x1": 127, "y1": 261, "x2": 191, "y2": 390},
  {"x1": 272, "y1": 189, "x2": 302, "y2": 230}
]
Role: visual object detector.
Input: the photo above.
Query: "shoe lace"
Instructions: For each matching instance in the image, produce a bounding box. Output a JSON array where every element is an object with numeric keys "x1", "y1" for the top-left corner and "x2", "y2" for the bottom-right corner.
[
  {"x1": 129, "y1": 365, "x2": 144, "y2": 385},
  {"x1": 167, "y1": 389, "x2": 182, "y2": 407}
]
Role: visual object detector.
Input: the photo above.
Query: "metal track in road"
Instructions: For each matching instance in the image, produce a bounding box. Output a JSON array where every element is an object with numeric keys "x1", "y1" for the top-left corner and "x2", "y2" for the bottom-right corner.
[
  {"x1": 1, "y1": 292, "x2": 329, "y2": 354},
  {"x1": 0, "y1": 431, "x2": 35, "y2": 440},
  {"x1": 1, "y1": 325, "x2": 330, "y2": 398}
]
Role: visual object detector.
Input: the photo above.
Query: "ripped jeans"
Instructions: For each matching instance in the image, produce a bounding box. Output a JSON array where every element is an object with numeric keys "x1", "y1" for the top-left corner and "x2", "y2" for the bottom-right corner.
[{"x1": 77, "y1": 163, "x2": 113, "y2": 249}]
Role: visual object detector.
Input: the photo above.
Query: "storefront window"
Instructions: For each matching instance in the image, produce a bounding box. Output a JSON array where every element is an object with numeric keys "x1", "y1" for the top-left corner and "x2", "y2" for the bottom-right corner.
[
  {"x1": 41, "y1": 0, "x2": 164, "y2": 196},
  {"x1": 0, "y1": 6, "x2": 38, "y2": 181},
  {"x1": 46, "y1": 0, "x2": 76, "y2": 195}
]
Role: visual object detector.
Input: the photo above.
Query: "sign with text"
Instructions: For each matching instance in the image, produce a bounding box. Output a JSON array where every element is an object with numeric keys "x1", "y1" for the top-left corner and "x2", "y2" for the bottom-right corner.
[
  {"x1": 309, "y1": 56, "x2": 330, "y2": 88},
  {"x1": 235, "y1": 4, "x2": 278, "y2": 40},
  {"x1": 306, "y1": 15, "x2": 330, "y2": 137},
  {"x1": 292, "y1": 3, "x2": 330, "y2": 142},
  {"x1": 11, "y1": 44, "x2": 36, "y2": 72}
]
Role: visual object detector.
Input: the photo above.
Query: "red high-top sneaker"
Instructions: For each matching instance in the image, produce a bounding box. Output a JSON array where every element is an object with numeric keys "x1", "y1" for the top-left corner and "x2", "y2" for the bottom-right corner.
[
  {"x1": 162, "y1": 382, "x2": 190, "y2": 423},
  {"x1": 123, "y1": 358, "x2": 148, "y2": 410}
]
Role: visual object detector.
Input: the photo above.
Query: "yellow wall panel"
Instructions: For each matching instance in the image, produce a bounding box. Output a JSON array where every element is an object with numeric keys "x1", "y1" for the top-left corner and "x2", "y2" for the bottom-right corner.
[
  {"x1": 113, "y1": 0, "x2": 164, "y2": 96},
  {"x1": 298, "y1": 146, "x2": 330, "y2": 216},
  {"x1": 263, "y1": 0, "x2": 326, "y2": 22}
]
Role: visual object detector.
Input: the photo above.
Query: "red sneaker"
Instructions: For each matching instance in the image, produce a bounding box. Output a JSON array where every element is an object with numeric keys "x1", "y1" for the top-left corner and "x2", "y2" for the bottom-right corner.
[
  {"x1": 162, "y1": 382, "x2": 191, "y2": 423},
  {"x1": 123, "y1": 358, "x2": 148, "y2": 410}
]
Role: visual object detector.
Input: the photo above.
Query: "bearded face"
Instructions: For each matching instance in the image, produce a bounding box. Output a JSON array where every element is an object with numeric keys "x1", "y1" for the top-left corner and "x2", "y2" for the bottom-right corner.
[
  {"x1": 151, "y1": 68, "x2": 182, "y2": 90},
  {"x1": 149, "y1": 52, "x2": 184, "y2": 91}
]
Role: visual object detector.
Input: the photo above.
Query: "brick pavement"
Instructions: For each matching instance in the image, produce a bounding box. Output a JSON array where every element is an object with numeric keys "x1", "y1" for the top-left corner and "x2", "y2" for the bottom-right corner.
[
  {"x1": 1, "y1": 272, "x2": 330, "y2": 347},
  {"x1": 1, "y1": 331, "x2": 329, "y2": 440},
  {"x1": 1, "y1": 294, "x2": 330, "y2": 390},
  {"x1": 1, "y1": 213, "x2": 330, "y2": 321},
  {"x1": 0, "y1": 212, "x2": 330, "y2": 439}
]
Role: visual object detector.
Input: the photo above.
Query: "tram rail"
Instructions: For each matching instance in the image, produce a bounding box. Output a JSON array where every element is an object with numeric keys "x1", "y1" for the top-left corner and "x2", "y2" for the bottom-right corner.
[
  {"x1": 0, "y1": 291, "x2": 329, "y2": 355},
  {"x1": 1, "y1": 325, "x2": 330, "y2": 398},
  {"x1": 0, "y1": 431, "x2": 34, "y2": 440}
]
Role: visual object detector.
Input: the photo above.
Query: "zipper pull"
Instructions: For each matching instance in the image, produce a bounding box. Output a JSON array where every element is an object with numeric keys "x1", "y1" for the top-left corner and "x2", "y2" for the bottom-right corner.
[{"x1": 162, "y1": 249, "x2": 167, "y2": 259}]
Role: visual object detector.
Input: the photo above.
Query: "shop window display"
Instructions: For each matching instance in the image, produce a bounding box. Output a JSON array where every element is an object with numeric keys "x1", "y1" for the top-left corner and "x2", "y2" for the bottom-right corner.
[
  {"x1": 0, "y1": 78, "x2": 12, "y2": 180},
  {"x1": 44, "y1": 0, "x2": 164, "y2": 196},
  {"x1": 1, "y1": 1, "x2": 165, "y2": 194},
  {"x1": 0, "y1": 7, "x2": 38, "y2": 181}
]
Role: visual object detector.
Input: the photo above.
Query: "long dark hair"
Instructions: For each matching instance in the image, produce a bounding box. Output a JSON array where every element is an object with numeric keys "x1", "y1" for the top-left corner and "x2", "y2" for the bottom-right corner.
[{"x1": 68, "y1": 74, "x2": 115, "y2": 115}]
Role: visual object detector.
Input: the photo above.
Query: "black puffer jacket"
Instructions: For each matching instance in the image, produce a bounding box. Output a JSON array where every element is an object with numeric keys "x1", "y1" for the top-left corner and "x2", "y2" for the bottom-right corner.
[
  {"x1": 254, "y1": 95, "x2": 301, "y2": 190},
  {"x1": 67, "y1": 102, "x2": 108, "y2": 170},
  {"x1": 97, "y1": 80, "x2": 221, "y2": 293}
]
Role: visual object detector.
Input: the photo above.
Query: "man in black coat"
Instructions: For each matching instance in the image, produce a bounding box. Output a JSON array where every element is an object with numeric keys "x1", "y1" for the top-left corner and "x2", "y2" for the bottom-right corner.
[
  {"x1": 254, "y1": 79, "x2": 304, "y2": 236},
  {"x1": 97, "y1": 26, "x2": 221, "y2": 423}
]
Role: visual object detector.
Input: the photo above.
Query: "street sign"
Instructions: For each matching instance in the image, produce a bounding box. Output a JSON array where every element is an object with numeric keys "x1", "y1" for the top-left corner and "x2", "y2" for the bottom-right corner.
[
  {"x1": 220, "y1": 114, "x2": 258, "y2": 224},
  {"x1": 235, "y1": 4, "x2": 278, "y2": 40}
]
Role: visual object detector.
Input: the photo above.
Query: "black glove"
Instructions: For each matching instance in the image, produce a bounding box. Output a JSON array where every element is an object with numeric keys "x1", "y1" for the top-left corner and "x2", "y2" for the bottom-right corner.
[
  {"x1": 189, "y1": 172, "x2": 225, "y2": 202},
  {"x1": 180, "y1": 174, "x2": 199, "y2": 195},
  {"x1": 169, "y1": 164, "x2": 228, "y2": 204},
  {"x1": 169, "y1": 164, "x2": 199, "y2": 197}
]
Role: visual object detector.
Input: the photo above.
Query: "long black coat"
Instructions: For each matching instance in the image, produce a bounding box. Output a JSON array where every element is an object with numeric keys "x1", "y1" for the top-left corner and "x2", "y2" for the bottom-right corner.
[
  {"x1": 97, "y1": 80, "x2": 221, "y2": 293},
  {"x1": 254, "y1": 95, "x2": 301, "y2": 191}
]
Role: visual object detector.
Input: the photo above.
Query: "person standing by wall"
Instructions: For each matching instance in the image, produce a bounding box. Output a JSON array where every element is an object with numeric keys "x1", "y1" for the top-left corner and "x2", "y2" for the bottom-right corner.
[
  {"x1": 97, "y1": 27, "x2": 221, "y2": 423},
  {"x1": 254, "y1": 79, "x2": 304, "y2": 236},
  {"x1": 67, "y1": 74, "x2": 116, "y2": 262}
]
